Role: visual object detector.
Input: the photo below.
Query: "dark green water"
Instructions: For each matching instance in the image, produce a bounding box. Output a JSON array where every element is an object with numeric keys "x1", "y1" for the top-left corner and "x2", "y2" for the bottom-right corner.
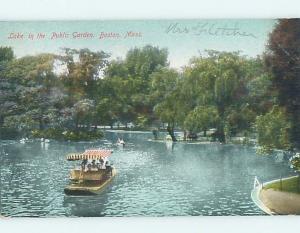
[{"x1": 0, "y1": 131, "x2": 295, "y2": 217}]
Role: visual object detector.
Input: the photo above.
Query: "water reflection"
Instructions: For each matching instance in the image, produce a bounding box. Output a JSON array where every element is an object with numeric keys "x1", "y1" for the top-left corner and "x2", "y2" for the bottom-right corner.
[
  {"x1": 165, "y1": 140, "x2": 174, "y2": 151},
  {"x1": 0, "y1": 131, "x2": 296, "y2": 217}
]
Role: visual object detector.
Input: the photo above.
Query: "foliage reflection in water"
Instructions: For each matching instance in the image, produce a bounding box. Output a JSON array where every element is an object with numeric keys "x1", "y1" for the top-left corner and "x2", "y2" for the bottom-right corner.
[{"x1": 0, "y1": 131, "x2": 295, "y2": 217}]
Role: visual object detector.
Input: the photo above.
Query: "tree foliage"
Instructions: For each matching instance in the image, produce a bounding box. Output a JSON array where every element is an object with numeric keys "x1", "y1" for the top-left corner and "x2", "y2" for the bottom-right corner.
[
  {"x1": 256, "y1": 106, "x2": 292, "y2": 152},
  {"x1": 1, "y1": 28, "x2": 299, "y2": 150},
  {"x1": 265, "y1": 19, "x2": 300, "y2": 149}
]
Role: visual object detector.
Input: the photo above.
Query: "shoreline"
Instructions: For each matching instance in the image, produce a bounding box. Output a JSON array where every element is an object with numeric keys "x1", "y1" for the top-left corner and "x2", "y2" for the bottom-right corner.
[
  {"x1": 259, "y1": 189, "x2": 300, "y2": 215},
  {"x1": 252, "y1": 176, "x2": 300, "y2": 215}
]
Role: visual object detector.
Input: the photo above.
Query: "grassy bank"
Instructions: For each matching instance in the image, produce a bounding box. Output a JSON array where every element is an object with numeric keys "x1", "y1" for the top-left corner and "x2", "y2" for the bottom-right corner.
[{"x1": 263, "y1": 176, "x2": 300, "y2": 194}]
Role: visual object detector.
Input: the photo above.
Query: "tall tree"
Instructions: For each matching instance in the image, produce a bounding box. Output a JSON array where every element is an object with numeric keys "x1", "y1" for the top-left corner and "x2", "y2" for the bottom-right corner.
[
  {"x1": 2, "y1": 54, "x2": 65, "y2": 131},
  {"x1": 101, "y1": 45, "x2": 169, "y2": 128},
  {"x1": 183, "y1": 51, "x2": 250, "y2": 142},
  {"x1": 60, "y1": 48, "x2": 109, "y2": 100},
  {"x1": 151, "y1": 68, "x2": 181, "y2": 141},
  {"x1": 264, "y1": 19, "x2": 300, "y2": 148},
  {"x1": 0, "y1": 47, "x2": 15, "y2": 126},
  {"x1": 125, "y1": 45, "x2": 168, "y2": 80}
]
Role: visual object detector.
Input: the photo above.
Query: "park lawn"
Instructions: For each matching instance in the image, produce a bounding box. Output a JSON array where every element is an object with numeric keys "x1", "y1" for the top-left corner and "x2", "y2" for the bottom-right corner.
[{"x1": 263, "y1": 176, "x2": 300, "y2": 194}]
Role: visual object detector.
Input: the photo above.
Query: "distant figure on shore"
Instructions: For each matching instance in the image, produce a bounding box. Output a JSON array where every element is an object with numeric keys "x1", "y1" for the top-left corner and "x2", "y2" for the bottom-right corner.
[{"x1": 152, "y1": 128, "x2": 159, "y2": 140}]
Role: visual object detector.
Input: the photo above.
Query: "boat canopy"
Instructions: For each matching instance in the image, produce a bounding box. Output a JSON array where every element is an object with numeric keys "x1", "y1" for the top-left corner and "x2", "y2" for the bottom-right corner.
[{"x1": 66, "y1": 149, "x2": 113, "y2": 161}]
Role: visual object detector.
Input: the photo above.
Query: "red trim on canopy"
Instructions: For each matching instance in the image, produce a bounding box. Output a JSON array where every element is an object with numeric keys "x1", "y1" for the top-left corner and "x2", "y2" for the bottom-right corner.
[{"x1": 66, "y1": 149, "x2": 113, "y2": 161}]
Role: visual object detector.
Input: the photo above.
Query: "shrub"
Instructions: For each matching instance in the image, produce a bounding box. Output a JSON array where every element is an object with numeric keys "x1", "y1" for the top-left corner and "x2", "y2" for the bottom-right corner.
[
  {"x1": 290, "y1": 153, "x2": 300, "y2": 172},
  {"x1": 0, "y1": 127, "x2": 19, "y2": 139},
  {"x1": 31, "y1": 128, "x2": 103, "y2": 141},
  {"x1": 256, "y1": 106, "x2": 292, "y2": 153}
]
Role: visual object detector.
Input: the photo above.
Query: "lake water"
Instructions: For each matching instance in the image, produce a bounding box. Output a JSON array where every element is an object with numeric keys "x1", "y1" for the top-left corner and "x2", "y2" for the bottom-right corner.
[{"x1": 0, "y1": 131, "x2": 295, "y2": 217}]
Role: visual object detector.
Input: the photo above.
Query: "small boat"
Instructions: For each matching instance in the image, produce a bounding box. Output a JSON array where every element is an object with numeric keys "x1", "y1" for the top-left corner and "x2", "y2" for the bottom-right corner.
[
  {"x1": 117, "y1": 138, "x2": 125, "y2": 147},
  {"x1": 64, "y1": 149, "x2": 116, "y2": 195},
  {"x1": 165, "y1": 135, "x2": 172, "y2": 141},
  {"x1": 20, "y1": 138, "x2": 26, "y2": 144}
]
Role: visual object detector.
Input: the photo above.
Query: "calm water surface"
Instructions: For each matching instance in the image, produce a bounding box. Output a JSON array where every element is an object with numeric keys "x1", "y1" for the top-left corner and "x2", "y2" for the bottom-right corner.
[{"x1": 0, "y1": 131, "x2": 295, "y2": 217}]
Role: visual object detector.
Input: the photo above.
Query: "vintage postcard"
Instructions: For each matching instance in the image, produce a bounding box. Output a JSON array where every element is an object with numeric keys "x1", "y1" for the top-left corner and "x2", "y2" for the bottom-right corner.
[{"x1": 0, "y1": 19, "x2": 300, "y2": 217}]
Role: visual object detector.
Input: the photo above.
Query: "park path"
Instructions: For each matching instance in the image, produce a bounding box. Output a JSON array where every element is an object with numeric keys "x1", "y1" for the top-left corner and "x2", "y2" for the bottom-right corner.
[{"x1": 260, "y1": 189, "x2": 300, "y2": 215}]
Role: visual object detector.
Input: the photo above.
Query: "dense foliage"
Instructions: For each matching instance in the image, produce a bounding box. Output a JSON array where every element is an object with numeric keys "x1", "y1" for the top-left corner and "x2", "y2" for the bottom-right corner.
[
  {"x1": 264, "y1": 19, "x2": 300, "y2": 150},
  {"x1": 0, "y1": 19, "x2": 299, "y2": 149}
]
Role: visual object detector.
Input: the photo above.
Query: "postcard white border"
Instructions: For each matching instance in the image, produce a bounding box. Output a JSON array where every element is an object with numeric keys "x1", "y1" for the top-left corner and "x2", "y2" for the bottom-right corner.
[
  {"x1": 0, "y1": 0, "x2": 299, "y2": 20},
  {"x1": 1, "y1": 0, "x2": 300, "y2": 232}
]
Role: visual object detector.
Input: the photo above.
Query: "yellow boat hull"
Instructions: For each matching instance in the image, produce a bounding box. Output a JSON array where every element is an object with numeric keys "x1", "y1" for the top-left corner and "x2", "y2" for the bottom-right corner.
[{"x1": 64, "y1": 168, "x2": 116, "y2": 196}]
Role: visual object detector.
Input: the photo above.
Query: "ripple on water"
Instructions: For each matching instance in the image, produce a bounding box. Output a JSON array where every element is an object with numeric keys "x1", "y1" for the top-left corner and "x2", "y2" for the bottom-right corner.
[{"x1": 0, "y1": 132, "x2": 294, "y2": 217}]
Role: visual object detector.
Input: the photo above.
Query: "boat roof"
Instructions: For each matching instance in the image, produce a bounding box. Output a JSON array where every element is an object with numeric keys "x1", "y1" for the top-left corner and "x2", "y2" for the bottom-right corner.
[{"x1": 66, "y1": 149, "x2": 113, "y2": 161}]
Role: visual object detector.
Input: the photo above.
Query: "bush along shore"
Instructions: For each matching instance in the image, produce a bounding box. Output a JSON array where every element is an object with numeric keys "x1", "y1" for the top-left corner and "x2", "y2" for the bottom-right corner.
[
  {"x1": 0, "y1": 127, "x2": 104, "y2": 141},
  {"x1": 32, "y1": 128, "x2": 104, "y2": 141}
]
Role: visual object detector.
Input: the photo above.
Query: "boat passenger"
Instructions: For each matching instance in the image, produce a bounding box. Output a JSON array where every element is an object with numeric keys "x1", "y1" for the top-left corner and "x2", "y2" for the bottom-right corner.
[
  {"x1": 87, "y1": 163, "x2": 92, "y2": 171},
  {"x1": 92, "y1": 159, "x2": 96, "y2": 169},
  {"x1": 81, "y1": 159, "x2": 88, "y2": 170},
  {"x1": 105, "y1": 161, "x2": 113, "y2": 176},
  {"x1": 96, "y1": 159, "x2": 101, "y2": 170},
  {"x1": 99, "y1": 158, "x2": 104, "y2": 169}
]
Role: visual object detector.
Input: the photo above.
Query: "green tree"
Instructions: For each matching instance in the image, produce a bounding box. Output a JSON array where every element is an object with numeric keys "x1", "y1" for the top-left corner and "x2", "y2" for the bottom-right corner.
[
  {"x1": 100, "y1": 45, "x2": 169, "y2": 128},
  {"x1": 73, "y1": 99, "x2": 95, "y2": 129},
  {"x1": 151, "y1": 68, "x2": 181, "y2": 141},
  {"x1": 125, "y1": 45, "x2": 168, "y2": 80},
  {"x1": 184, "y1": 106, "x2": 219, "y2": 136},
  {"x1": 256, "y1": 106, "x2": 292, "y2": 153},
  {"x1": 1, "y1": 53, "x2": 66, "y2": 132},
  {"x1": 183, "y1": 51, "x2": 251, "y2": 142},
  {"x1": 0, "y1": 47, "x2": 15, "y2": 126},
  {"x1": 264, "y1": 19, "x2": 300, "y2": 149},
  {"x1": 0, "y1": 47, "x2": 14, "y2": 62},
  {"x1": 60, "y1": 48, "x2": 109, "y2": 100}
]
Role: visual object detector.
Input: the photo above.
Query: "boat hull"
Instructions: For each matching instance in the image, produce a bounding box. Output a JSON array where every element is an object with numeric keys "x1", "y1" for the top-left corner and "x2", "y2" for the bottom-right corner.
[{"x1": 64, "y1": 168, "x2": 116, "y2": 196}]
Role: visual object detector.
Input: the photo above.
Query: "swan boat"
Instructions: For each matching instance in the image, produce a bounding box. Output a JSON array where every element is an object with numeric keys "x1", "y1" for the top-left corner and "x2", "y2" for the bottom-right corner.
[{"x1": 64, "y1": 149, "x2": 116, "y2": 195}]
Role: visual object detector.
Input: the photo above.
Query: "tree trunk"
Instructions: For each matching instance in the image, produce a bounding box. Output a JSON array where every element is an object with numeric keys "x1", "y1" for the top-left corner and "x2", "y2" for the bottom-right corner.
[
  {"x1": 290, "y1": 108, "x2": 300, "y2": 149},
  {"x1": 39, "y1": 118, "x2": 44, "y2": 130},
  {"x1": 152, "y1": 129, "x2": 159, "y2": 140},
  {"x1": 217, "y1": 127, "x2": 226, "y2": 143},
  {"x1": 167, "y1": 125, "x2": 177, "y2": 142},
  {"x1": 75, "y1": 117, "x2": 79, "y2": 131},
  {"x1": 298, "y1": 173, "x2": 300, "y2": 192},
  {"x1": 183, "y1": 130, "x2": 187, "y2": 141},
  {"x1": 203, "y1": 129, "x2": 207, "y2": 137},
  {"x1": 217, "y1": 105, "x2": 226, "y2": 143}
]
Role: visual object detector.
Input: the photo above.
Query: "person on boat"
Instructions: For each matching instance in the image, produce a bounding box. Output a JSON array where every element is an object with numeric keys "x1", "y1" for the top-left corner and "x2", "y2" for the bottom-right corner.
[
  {"x1": 87, "y1": 163, "x2": 92, "y2": 171},
  {"x1": 92, "y1": 159, "x2": 96, "y2": 169},
  {"x1": 96, "y1": 159, "x2": 101, "y2": 170},
  {"x1": 101, "y1": 157, "x2": 108, "y2": 169},
  {"x1": 105, "y1": 160, "x2": 113, "y2": 176},
  {"x1": 81, "y1": 159, "x2": 88, "y2": 170},
  {"x1": 84, "y1": 159, "x2": 93, "y2": 171},
  {"x1": 99, "y1": 157, "x2": 104, "y2": 168}
]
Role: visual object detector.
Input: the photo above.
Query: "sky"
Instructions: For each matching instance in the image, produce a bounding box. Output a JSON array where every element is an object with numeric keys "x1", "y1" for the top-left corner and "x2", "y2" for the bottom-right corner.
[{"x1": 0, "y1": 19, "x2": 276, "y2": 69}]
